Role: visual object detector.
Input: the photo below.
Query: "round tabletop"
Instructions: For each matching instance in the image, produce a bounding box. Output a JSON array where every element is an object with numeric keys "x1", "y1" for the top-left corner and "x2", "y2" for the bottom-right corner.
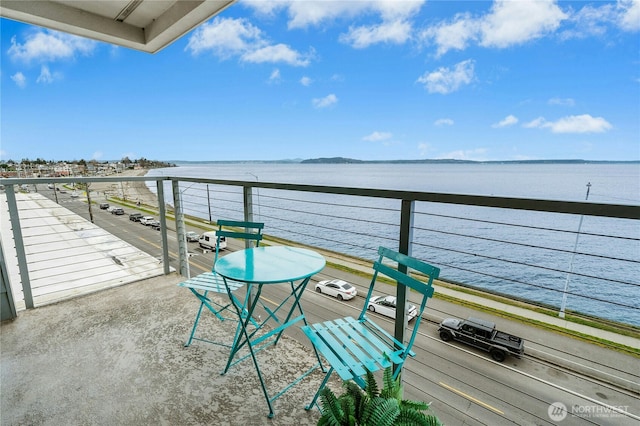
[{"x1": 214, "y1": 246, "x2": 326, "y2": 284}]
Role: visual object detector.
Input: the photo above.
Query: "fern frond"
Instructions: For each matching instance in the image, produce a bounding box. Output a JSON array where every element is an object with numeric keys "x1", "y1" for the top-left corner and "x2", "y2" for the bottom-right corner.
[
  {"x1": 343, "y1": 380, "x2": 367, "y2": 421},
  {"x1": 380, "y1": 367, "x2": 402, "y2": 400},
  {"x1": 399, "y1": 399, "x2": 430, "y2": 411},
  {"x1": 364, "y1": 368, "x2": 379, "y2": 398},
  {"x1": 318, "y1": 386, "x2": 346, "y2": 426},
  {"x1": 363, "y1": 397, "x2": 400, "y2": 426}
]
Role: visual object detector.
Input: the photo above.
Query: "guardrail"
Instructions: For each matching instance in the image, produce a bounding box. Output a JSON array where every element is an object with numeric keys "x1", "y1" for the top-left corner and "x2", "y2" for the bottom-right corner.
[{"x1": 1, "y1": 175, "x2": 639, "y2": 336}]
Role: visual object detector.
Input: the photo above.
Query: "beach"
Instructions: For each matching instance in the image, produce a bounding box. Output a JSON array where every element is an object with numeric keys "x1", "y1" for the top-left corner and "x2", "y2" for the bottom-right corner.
[{"x1": 89, "y1": 168, "x2": 158, "y2": 207}]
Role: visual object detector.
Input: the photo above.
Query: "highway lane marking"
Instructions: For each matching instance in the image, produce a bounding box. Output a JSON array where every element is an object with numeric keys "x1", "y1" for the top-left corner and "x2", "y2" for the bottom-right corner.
[
  {"x1": 134, "y1": 235, "x2": 636, "y2": 420},
  {"x1": 439, "y1": 382, "x2": 505, "y2": 415},
  {"x1": 424, "y1": 332, "x2": 640, "y2": 421}
]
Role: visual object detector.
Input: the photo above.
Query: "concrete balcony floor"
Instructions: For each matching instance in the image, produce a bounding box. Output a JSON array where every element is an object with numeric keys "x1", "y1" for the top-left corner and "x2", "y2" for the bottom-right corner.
[{"x1": 1, "y1": 274, "x2": 327, "y2": 425}]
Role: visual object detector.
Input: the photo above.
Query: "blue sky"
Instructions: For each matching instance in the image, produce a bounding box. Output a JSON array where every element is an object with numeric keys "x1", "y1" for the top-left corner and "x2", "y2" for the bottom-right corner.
[{"x1": 1, "y1": 1, "x2": 639, "y2": 162}]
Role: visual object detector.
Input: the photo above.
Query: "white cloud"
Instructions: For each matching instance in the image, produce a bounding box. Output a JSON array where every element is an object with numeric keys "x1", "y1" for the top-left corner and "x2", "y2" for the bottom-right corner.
[
  {"x1": 340, "y1": 19, "x2": 413, "y2": 48},
  {"x1": 437, "y1": 148, "x2": 488, "y2": 161},
  {"x1": 269, "y1": 68, "x2": 281, "y2": 83},
  {"x1": 300, "y1": 76, "x2": 312, "y2": 86},
  {"x1": 479, "y1": 0, "x2": 567, "y2": 48},
  {"x1": 560, "y1": 4, "x2": 614, "y2": 40},
  {"x1": 417, "y1": 59, "x2": 475, "y2": 94},
  {"x1": 242, "y1": 43, "x2": 311, "y2": 66},
  {"x1": 523, "y1": 116, "x2": 547, "y2": 128},
  {"x1": 421, "y1": 0, "x2": 566, "y2": 56},
  {"x1": 618, "y1": 0, "x2": 640, "y2": 31},
  {"x1": 281, "y1": 1, "x2": 423, "y2": 30},
  {"x1": 434, "y1": 118, "x2": 454, "y2": 126},
  {"x1": 362, "y1": 131, "x2": 392, "y2": 142},
  {"x1": 36, "y1": 65, "x2": 54, "y2": 84},
  {"x1": 186, "y1": 17, "x2": 311, "y2": 66},
  {"x1": 312, "y1": 93, "x2": 338, "y2": 109},
  {"x1": 524, "y1": 114, "x2": 612, "y2": 133},
  {"x1": 420, "y1": 13, "x2": 479, "y2": 57},
  {"x1": 11, "y1": 72, "x2": 27, "y2": 88},
  {"x1": 186, "y1": 17, "x2": 263, "y2": 57},
  {"x1": 92, "y1": 152, "x2": 103, "y2": 161},
  {"x1": 548, "y1": 97, "x2": 575, "y2": 107},
  {"x1": 8, "y1": 30, "x2": 97, "y2": 63},
  {"x1": 492, "y1": 115, "x2": 518, "y2": 128},
  {"x1": 245, "y1": 0, "x2": 423, "y2": 48}
]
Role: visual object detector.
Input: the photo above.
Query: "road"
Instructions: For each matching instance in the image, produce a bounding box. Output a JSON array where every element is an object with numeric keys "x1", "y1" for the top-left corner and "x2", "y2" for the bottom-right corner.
[{"x1": 37, "y1": 185, "x2": 640, "y2": 425}]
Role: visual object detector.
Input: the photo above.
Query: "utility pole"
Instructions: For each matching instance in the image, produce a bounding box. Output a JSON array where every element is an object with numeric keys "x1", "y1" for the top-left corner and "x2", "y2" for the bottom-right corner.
[{"x1": 559, "y1": 182, "x2": 591, "y2": 319}]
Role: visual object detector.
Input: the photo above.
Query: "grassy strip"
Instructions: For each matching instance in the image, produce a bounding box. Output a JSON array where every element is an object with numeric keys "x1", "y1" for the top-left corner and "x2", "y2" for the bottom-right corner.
[
  {"x1": 107, "y1": 195, "x2": 639, "y2": 355},
  {"x1": 321, "y1": 259, "x2": 639, "y2": 357}
]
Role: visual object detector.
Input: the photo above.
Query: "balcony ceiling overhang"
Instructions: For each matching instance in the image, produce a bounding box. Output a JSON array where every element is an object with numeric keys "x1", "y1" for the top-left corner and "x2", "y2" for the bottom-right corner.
[{"x1": 0, "y1": 0, "x2": 236, "y2": 53}]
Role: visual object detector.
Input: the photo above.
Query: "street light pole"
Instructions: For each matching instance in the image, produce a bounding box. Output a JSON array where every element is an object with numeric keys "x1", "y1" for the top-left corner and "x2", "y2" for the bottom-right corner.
[
  {"x1": 246, "y1": 172, "x2": 260, "y2": 221},
  {"x1": 559, "y1": 182, "x2": 591, "y2": 319}
]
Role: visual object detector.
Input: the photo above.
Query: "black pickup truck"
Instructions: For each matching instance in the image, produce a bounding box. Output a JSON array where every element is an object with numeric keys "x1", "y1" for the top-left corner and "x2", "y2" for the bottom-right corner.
[{"x1": 438, "y1": 317, "x2": 524, "y2": 362}]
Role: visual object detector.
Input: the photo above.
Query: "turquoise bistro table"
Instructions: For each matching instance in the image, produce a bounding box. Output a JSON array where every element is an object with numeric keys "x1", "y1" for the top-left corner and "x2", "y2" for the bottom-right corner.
[{"x1": 214, "y1": 246, "x2": 326, "y2": 417}]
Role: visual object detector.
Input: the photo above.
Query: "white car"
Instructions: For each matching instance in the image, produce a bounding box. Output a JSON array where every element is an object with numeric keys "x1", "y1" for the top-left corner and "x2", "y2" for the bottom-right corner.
[
  {"x1": 185, "y1": 231, "x2": 200, "y2": 242},
  {"x1": 140, "y1": 216, "x2": 155, "y2": 225},
  {"x1": 367, "y1": 295, "x2": 418, "y2": 322},
  {"x1": 315, "y1": 279, "x2": 357, "y2": 301}
]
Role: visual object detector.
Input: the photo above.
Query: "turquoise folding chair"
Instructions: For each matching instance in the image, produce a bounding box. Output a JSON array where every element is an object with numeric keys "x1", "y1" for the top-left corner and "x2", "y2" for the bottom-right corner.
[
  {"x1": 179, "y1": 220, "x2": 264, "y2": 348},
  {"x1": 302, "y1": 246, "x2": 440, "y2": 410}
]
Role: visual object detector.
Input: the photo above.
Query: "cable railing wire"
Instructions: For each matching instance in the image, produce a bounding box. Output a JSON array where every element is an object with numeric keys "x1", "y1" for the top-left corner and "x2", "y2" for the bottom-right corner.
[
  {"x1": 412, "y1": 224, "x2": 640, "y2": 270},
  {"x1": 414, "y1": 208, "x2": 638, "y2": 241}
]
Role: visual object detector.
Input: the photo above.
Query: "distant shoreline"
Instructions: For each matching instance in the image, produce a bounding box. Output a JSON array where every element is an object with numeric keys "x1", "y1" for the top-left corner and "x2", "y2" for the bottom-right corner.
[{"x1": 167, "y1": 158, "x2": 640, "y2": 165}]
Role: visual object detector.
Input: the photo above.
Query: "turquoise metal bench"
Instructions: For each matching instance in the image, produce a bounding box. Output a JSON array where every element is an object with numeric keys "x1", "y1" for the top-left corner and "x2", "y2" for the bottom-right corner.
[
  {"x1": 178, "y1": 219, "x2": 264, "y2": 348},
  {"x1": 302, "y1": 246, "x2": 440, "y2": 410}
]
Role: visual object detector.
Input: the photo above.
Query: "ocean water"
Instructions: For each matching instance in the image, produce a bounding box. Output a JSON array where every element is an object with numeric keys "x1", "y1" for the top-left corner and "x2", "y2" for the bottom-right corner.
[{"x1": 147, "y1": 163, "x2": 640, "y2": 326}]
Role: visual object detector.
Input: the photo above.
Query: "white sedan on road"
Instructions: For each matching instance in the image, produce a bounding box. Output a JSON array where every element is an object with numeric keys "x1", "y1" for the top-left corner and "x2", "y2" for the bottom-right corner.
[
  {"x1": 185, "y1": 231, "x2": 200, "y2": 242},
  {"x1": 367, "y1": 295, "x2": 418, "y2": 322},
  {"x1": 315, "y1": 279, "x2": 357, "y2": 301}
]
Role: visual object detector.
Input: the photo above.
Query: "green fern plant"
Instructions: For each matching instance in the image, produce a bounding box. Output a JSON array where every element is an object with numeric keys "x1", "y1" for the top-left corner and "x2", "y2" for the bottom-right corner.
[{"x1": 317, "y1": 366, "x2": 442, "y2": 426}]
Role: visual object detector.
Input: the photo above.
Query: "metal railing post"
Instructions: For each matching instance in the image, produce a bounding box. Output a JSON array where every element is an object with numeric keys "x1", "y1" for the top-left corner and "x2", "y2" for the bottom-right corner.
[
  {"x1": 243, "y1": 185, "x2": 255, "y2": 248},
  {"x1": 4, "y1": 185, "x2": 34, "y2": 309},
  {"x1": 394, "y1": 199, "x2": 415, "y2": 376},
  {"x1": 157, "y1": 180, "x2": 170, "y2": 275},
  {"x1": 172, "y1": 179, "x2": 189, "y2": 278}
]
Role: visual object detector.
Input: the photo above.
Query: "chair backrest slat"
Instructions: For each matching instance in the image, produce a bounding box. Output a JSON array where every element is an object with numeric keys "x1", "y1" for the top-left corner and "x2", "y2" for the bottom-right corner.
[
  {"x1": 216, "y1": 230, "x2": 263, "y2": 241},
  {"x1": 373, "y1": 262, "x2": 436, "y2": 297},
  {"x1": 212, "y1": 219, "x2": 265, "y2": 269},
  {"x1": 358, "y1": 246, "x2": 440, "y2": 362}
]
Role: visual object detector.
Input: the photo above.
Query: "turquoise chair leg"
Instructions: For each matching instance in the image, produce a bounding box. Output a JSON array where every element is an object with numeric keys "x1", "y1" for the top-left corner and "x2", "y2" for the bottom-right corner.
[
  {"x1": 185, "y1": 291, "x2": 208, "y2": 347},
  {"x1": 305, "y1": 367, "x2": 334, "y2": 411}
]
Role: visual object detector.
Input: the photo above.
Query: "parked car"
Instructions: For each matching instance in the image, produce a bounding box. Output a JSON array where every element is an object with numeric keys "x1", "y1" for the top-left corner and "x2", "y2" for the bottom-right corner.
[
  {"x1": 111, "y1": 207, "x2": 124, "y2": 215},
  {"x1": 185, "y1": 231, "x2": 200, "y2": 242},
  {"x1": 99, "y1": 203, "x2": 109, "y2": 210},
  {"x1": 140, "y1": 216, "x2": 155, "y2": 225},
  {"x1": 315, "y1": 279, "x2": 357, "y2": 301},
  {"x1": 438, "y1": 317, "x2": 524, "y2": 362},
  {"x1": 367, "y1": 295, "x2": 417, "y2": 322},
  {"x1": 129, "y1": 213, "x2": 143, "y2": 222}
]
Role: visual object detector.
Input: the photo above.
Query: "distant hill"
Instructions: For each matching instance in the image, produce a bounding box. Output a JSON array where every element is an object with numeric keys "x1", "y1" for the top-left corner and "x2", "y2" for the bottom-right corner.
[
  {"x1": 300, "y1": 157, "x2": 639, "y2": 164},
  {"x1": 160, "y1": 157, "x2": 639, "y2": 165}
]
